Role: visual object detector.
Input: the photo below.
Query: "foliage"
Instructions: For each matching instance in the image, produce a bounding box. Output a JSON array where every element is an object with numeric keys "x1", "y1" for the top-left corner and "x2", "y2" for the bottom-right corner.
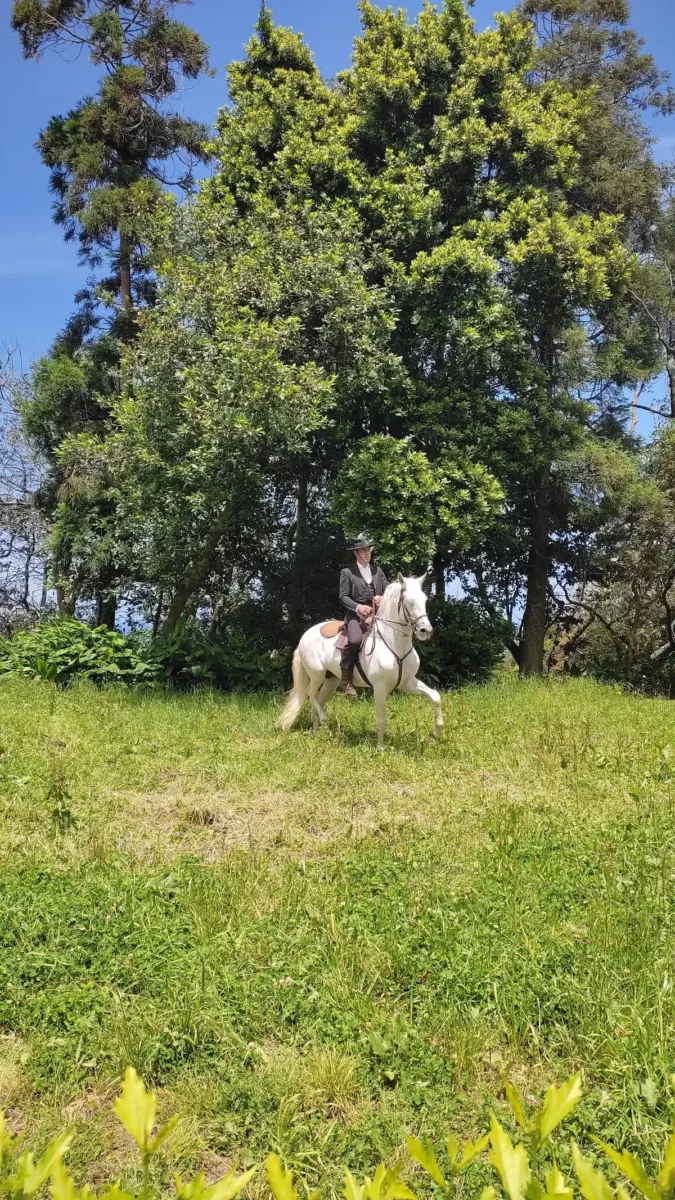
[
  {"x1": 417, "y1": 598, "x2": 510, "y2": 689},
  {"x1": 151, "y1": 621, "x2": 288, "y2": 691},
  {"x1": 0, "y1": 618, "x2": 158, "y2": 686},
  {"x1": 549, "y1": 428, "x2": 675, "y2": 691},
  {"x1": 5, "y1": 1056, "x2": 675, "y2": 1200},
  {"x1": 10, "y1": 0, "x2": 673, "y2": 674},
  {"x1": 0, "y1": 617, "x2": 287, "y2": 692},
  {"x1": 334, "y1": 437, "x2": 503, "y2": 572},
  {"x1": 11, "y1": 0, "x2": 211, "y2": 303},
  {"x1": 109, "y1": 199, "x2": 399, "y2": 630},
  {"x1": 11, "y1": 0, "x2": 212, "y2": 629}
]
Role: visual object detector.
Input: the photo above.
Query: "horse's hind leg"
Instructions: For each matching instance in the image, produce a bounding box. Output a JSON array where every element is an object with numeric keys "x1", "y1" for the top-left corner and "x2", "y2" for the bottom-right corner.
[
  {"x1": 317, "y1": 674, "x2": 339, "y2": 721},
  {"x1": 401, "y1": 677, "x2": 444, "y2": 738},
  {"x1": 309, "y1": 673, "x2": 331, "y2": 733}
]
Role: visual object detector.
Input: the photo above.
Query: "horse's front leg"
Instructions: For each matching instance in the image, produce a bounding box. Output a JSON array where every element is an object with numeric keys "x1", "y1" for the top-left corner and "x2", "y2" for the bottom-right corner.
[
  {"x1": 402, "y1": 677, "x2": 444, "y2": 738},
  {"x1": 373, "y1": 682, "x2": 388, "y2": 750}
]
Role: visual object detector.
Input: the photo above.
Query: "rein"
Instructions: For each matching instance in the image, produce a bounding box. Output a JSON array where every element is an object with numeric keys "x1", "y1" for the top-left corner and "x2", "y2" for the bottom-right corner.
[{"x1": 356, "y1": 585, "x2": 420, "y2": 692}]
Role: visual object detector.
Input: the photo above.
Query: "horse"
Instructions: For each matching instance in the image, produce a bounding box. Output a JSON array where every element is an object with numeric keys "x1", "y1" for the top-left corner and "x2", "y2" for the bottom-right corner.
[{"x1": 278, "y1": 573, "x2": 444, "y2": 748}]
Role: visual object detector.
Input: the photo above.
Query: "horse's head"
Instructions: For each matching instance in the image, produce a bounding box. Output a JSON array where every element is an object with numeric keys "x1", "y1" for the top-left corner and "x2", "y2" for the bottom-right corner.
[{"x1": 397, "y1": 572, "x2": 433, "y2": 641}]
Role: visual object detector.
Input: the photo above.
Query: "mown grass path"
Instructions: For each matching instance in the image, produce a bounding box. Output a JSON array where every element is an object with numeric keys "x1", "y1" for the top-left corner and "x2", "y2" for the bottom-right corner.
[{"x1": 2, "y1": 675, "x2": 675, "y2": 1193}]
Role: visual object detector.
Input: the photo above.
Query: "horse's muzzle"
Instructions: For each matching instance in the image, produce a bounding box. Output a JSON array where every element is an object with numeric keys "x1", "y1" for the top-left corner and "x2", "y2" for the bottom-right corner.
[{"x1": 416, "y1": 623, "x2": 433, "y2": 642}]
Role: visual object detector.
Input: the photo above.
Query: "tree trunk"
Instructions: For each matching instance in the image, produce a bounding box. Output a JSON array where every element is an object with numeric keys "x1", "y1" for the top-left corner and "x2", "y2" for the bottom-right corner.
[
  {"x1": 432, "y1": 551, "x2": 446, "y2": 598},
  {"x1": 163, "y1": 509, "x2": 231, "y2": 632},
  {"x1": 289, "y1": 469, "x2": 308, "y2": 634},
  {"x1": 56, "y1": 586, "x2": 75, "y2": 617},
  {"x1": 120, "y1": 231, "x2": 132, "y2": 311},
  {"x1": 152, "y1": 590, "x2": 164, "y2": 640},
  {"x1": 667, "y1": 349, "x2": 675, "y2": 419},
  {"x1": 95, "y1": 593, "x2": 117, "y2": 630},
  {"x1": 519, "y1": 463, "x2": 551, "y2": 676}
]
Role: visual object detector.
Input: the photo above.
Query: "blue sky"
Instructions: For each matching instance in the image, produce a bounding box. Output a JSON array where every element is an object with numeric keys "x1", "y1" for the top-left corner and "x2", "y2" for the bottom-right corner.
[{"x1": 2, "y1": 0, "x2": 675, "y2": 368}]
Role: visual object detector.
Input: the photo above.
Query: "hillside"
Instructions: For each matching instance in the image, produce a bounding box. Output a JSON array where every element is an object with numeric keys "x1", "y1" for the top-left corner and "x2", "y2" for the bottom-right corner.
[{"x1": 1, "y1": 676, "x2": 675, "y2": 1193}]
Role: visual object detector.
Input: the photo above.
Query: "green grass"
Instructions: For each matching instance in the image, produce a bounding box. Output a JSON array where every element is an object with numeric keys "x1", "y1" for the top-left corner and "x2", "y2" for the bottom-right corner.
[{"x1": 3, "y1": 673, "x2": 675, "y2": 1193}]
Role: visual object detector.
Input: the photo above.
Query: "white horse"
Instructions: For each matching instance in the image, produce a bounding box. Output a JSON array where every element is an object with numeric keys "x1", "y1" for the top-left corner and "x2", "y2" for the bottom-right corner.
[{"x1": 278, "y1": 574, "x2": 444, "y2": 748}]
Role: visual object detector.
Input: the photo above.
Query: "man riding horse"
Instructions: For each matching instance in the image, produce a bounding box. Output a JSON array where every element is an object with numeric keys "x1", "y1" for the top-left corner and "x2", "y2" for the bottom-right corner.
[{"x1": 337, "y1": 534, "x2": 388, "y2": 696}]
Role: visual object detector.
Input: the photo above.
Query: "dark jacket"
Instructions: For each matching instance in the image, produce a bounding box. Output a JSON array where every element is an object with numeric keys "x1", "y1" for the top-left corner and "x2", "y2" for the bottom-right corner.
[{"x1": 339, "y1": 561, "x2": 388, "y2": 615}]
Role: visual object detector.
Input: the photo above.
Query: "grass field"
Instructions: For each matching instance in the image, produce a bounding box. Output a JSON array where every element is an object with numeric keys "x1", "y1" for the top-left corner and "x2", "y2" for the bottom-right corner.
[{"x1": 3, "y1": 672, "x2": 675, "y2": 1195}]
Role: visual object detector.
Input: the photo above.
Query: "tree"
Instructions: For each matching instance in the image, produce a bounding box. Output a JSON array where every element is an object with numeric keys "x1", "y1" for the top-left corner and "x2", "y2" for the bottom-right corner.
[
  {"x1": 12, "y1": 0, "x2": 212, "y2": 626},
  {"x1": 12, "y1": 0, "x2": 211, "y2": 314},
  {"x1": 490, "y1": 0, "x2": 674, "y2": 671},
  {"x1": 105, "y1": 198, "x2": 402, "y2": 631},
  {"x1": 0, "y1": 356, "x2": 47, "y2": 633},
  {"x1": 548, "y1": 428, "x2": 675, "y2": 690}
]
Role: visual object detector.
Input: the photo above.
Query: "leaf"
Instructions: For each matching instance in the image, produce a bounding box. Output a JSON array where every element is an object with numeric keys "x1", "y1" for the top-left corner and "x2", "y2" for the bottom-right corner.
[
  {"x1": 479, "y1": 1190, "x2": 497, "y2": 1200},
  {"x1": 0, "y1": 1110, "x2": 15, "y2": 1163},
  {"x1": 113, "y1": 1066, "x2": 156, "y2": 1154},
  {"x1": 595, "y1": 1141, "x2": 660, "y2": 1200},
  {"x1": 343, "y1": 1169, "x2": 366, "y2": 1200},
  {"x1": 572, "y1": 1143, "x2": 614, "y2": 1200},
  {"x1": 147, "y1": 1113, "x2": 181, "y2": 1156},
  {"x1": 488, "y1": 1116, "x2": 531, "y2": 1200},
  {"x1": 458, "y1": 1133, "x2": 491, "y2": 1169},
  {"x1": 267, "y1": 1154, "x2": 298, "y2": 1200},
  {"x1": 504, "y1": 1081, "x2": 534, "y2": 1134},
  {"x1": 51, "y1": 1160, "x2": 93, "y2": 1200},
  {"x1": 446, "y1": 1134, "x2": 460, "y2": 1167},
  {"x1": 406, "y1": 1136, "x2": 445, "y2": 1186},
  {"x1": 545, "y1": 1164, "x2": 572, "y2": 1198},
  {"x1": 99, "y1": 1187, "x2": 136, "y2": 1200},
  {"x1": 538, "y1": 1075, "x2": 583, "y2": 1140},
  {"x1": 14, "y1": 1132, "x2": 75, "y2": 1196},
  {"x1": 364, "y1": 1163, "x2": 416, "y2": 1200},
  {"x1": 175, "y1": 1167, "x2": 258, "y2": 1200},
  {"x1": 659, "y1": 1123, "x2": 675, "y2": 1194}
]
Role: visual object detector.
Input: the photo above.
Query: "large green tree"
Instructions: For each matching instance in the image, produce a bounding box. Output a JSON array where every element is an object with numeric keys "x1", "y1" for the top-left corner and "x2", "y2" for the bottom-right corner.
[
  {"x1": 12, "y1": 0, "x2": 211, "y2": 312},
  {"x1": 100, "y1": 2, "x2": 635, "y2": 649},
  {"x1": 104, "y1": 198, "x2": 403, "y2": 631},
  {"x1": 12, "y1": 0, "x2": 212, "y2": 626}
]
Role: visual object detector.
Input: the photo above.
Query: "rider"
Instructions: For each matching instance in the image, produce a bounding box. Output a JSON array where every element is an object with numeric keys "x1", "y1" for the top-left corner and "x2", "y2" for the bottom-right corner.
[{"x1": 337, "y1": 534, "x2": 388, "y2": 697}]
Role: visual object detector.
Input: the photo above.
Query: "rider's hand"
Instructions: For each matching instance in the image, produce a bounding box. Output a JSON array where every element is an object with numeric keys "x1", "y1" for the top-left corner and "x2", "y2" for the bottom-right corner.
[{"x1": 357, "y1": 604, "x2": 372, "y2": 618}]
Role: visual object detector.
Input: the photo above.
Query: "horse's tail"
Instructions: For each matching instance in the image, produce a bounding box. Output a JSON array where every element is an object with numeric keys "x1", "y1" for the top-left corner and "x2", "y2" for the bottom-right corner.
[{"x1": 278, "y1": 647, "x2": 310, "y2": 731}]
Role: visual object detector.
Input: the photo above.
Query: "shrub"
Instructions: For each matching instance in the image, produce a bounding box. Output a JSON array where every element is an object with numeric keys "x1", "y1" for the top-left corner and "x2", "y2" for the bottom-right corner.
[
  {"x1": 0, "y1": 617, "x2": 288, "y2": 691},
  {"x1": 418, "y1": 598, "x2": 510, "y2": 689},
  {"x1": 151, "y1": 621, "x2": 288, "y2": 691},
  {"x1": 2, "y1": 1065, "x2": 672, "y2": 1200},
  {"x1": 0, "y1": 618, "x2": 159, "y2": 686}
]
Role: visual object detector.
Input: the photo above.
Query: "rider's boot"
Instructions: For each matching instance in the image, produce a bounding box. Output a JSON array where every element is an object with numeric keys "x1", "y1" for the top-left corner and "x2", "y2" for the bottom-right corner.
[{"x1": 337, "y1": 666, "x2": 357, "y2": 698}]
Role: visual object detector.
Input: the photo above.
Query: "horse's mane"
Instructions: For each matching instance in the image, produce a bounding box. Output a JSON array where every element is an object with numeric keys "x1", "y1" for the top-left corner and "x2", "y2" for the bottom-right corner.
[{"x1": 378, "y1": 580, "x2": 403, "y2": 621}]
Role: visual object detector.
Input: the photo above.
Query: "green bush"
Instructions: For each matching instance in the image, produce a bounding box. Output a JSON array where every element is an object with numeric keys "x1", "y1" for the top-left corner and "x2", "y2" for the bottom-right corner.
[
  {"x1": 0, "y1": 618, "x2": 159, "y2": 686},
  {"x1": 418, "y1": 598, "x2": 510, "y2": 689},
  {"x1": 0, "y1": 618, "x2": 288, "y2": 691},
  {"x1": 151, "y1": 620, "x2": 288, "y2": 691},
  {"x1": 3, "y1": 1064, "x2": 672, "y2": 1200}
]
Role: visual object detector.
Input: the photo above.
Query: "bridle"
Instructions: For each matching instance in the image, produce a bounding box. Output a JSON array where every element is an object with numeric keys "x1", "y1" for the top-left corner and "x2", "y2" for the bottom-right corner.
[{"x1": 357, "y1": 585, "x2": 429, "y2": 692}]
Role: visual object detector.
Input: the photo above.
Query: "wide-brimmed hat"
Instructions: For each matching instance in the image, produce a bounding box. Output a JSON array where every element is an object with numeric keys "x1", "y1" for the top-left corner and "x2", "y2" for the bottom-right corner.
[{"x1": 350, "y1": 533, "x2": 374, "y2": 551}]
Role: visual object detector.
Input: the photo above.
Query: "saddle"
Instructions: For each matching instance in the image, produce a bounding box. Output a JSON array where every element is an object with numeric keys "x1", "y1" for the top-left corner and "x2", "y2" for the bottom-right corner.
[{"x1": 319, "y1": 617, "x2": 372, "y2": 650}]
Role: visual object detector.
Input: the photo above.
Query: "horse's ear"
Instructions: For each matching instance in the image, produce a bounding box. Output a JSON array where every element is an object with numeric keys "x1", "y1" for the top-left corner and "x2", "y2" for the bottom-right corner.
[{"x1": 397, "y1": 571, "x2": 406, "y2": 586}]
